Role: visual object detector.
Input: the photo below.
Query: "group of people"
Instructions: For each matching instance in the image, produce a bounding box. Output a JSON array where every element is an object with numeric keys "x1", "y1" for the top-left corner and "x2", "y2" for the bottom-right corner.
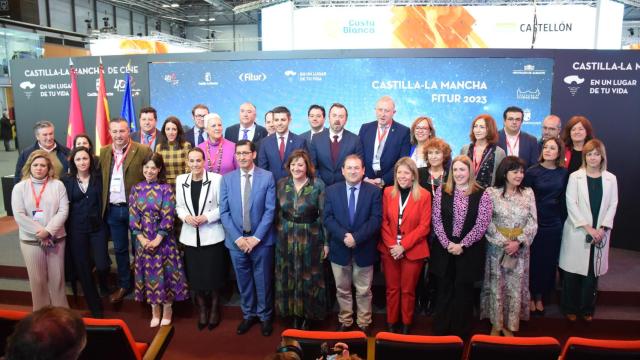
[{"x1": 11, "y1": 96, "x2": 618, "y2": 339}]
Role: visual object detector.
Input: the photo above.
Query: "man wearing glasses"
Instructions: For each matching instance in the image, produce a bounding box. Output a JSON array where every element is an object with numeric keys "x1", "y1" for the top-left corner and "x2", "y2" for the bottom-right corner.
[
  {"x1": 220, "y1": 140, "x2": 276, "y2": 337},
  {"x1": 538, "y1": 114, "x2": 562, "y2": 152},
  {"x1": 185, "y1": 104, "x2": 209, "y2": 148},
  {"x1": 497, "y1": 106, "x2": 539, "y2": 168}
]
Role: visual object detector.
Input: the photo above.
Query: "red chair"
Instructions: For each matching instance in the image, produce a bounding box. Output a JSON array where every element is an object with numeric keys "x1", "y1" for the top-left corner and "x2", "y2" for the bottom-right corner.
[
  {"x1": 560, "y1": 337, "x2": 640, "y2": 360},
  {"x1": 375, "y1": 332, "x2": 463, "y2": 360},
  {"x1": 281, "y1": 329, "x2": 368, "y2": 360},
  {"x1": 0, "y1": 309, "x2": 29, "y2": 358},
  {"x1": 467, "y1": 334, "x2": 561, "y2": 360}
]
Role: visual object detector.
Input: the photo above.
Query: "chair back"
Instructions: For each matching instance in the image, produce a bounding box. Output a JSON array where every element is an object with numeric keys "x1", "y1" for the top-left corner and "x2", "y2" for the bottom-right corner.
[
  {"x1": 375, "y1": 332, "x2": 463, "y2": 360},
  {"x1": 561, "y1": 337, "x2": 640, "y2": 360},
  {"x1": 79, "y1": 318, "x2": 147, "y2": 360},
  {"x1": 468, "y1": 334, "x2": 561, "y2": 360},
  {"x1": 281, "y1": 329, "x2": 368, "y2": 360}
]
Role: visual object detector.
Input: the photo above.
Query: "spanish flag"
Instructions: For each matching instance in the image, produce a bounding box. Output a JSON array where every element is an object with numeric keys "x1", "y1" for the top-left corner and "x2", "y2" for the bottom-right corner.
[
  {"x1": 66, "y1": 59, "x2": 85, "y2": 148},
  {"x1": 95, "y1": 58, "x2": 111, "y2": 153}
]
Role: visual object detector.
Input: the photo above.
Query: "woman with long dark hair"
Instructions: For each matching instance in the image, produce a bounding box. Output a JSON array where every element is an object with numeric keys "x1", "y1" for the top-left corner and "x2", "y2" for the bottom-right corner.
[{"x1": 156, "y1": 116, "x2": 191, "y2": 186}]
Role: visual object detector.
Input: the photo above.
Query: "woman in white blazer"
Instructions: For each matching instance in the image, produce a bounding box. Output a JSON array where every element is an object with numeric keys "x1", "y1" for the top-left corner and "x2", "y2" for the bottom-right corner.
[
  {"x1": 176, "y1": 147, "x2": 225, "y2": 331},
  {"x1": 559, "y1": 139, "x2": 618, "y2": 322}
]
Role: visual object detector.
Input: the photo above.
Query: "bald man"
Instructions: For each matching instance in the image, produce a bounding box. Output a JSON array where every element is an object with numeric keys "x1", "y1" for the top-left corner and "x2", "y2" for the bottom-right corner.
[{"x1": 539, "y1": 115, "x2": 562, "y2": 152}]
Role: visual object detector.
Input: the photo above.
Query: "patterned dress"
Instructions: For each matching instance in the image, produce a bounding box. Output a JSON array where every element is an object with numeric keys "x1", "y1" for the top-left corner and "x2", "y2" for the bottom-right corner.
[
  {"x1": 480, "y1": 187, "x2": 537, "y2": 331},
  {"x1": 155, "y1": 142, "x2": 191, "y2": 186},
  {"x1": 275, "y1": 177, "x2": 327, "y2": 320},
  {"x1": 129, "y1": 181, "x2": 189, "y2": 305}
]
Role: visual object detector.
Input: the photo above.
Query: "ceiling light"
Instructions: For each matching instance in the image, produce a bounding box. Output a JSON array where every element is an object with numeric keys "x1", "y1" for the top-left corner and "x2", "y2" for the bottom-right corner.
[
  {"x1": 209, "y1": 17, "x2": 215, "y2": 21},
  {"x1": 162, "y1": 4, "x2": 170, "y2": 7},
  {"x1": 199, "y1": 18, "x2": 206, "y2": 21},
  {"x1": 170, "y1": 3, "x2": 179, "y2": 7}
]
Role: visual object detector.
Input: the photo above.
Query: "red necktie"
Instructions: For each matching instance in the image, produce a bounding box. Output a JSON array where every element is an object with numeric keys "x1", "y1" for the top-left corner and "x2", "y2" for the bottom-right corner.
[
  {"x1": 330, "y1": 135, "x2": 340, "y2": 165},
  {"x1": 279, "y1": 136, "x2": 285, "y2": 161}
]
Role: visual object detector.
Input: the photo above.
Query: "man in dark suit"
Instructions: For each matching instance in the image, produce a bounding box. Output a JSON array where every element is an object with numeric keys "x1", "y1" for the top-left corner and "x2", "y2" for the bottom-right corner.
[
  {"x1": 300, "y1": 104, "x2": 327, "y2": 142},
  {"x1": 310, "y1": 103, "x2": 363, "y2": 186},
  {"x1": 323, "y1": 154, "x2": 382, "y2": 335},
  {"x1": 131, "y1": 106, "x2": 160, "y2": 150},
  {"x1": 497, "y1": 105, "x2": 540, "y2": 168},
  {"x1": 538, "y1": 114, "x2": 562, "y2": 152},
  {"x1": 14, "y1": 120, "x2": 70, "y2": 183},
  {"x1": 99, "y1": 118, "x2": 151, "y2": 303},
  {"x1": 358, "y1": 96, "x2": 411, "y2": 188},
  {"x1": 184, "y1": 104, "x2": 209, "y2": 148},
  {"x1": 257, "y1": 106, "x2": 307, "y2": 181},
  {"x1": 224, "y1": 102, "x2": 268, "y2": 144},
  {"x1": 220, "y1": 140, "x2": 276, "y2": 336}
]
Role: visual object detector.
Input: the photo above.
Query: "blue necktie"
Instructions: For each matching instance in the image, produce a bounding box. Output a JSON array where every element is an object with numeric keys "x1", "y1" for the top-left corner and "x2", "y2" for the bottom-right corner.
[
  {"x1": 348, "y1": 186, "x2": 356, "y2": 226},
  {"x1": 145, "y1": 133, "x2": 152, "y2": 146},
  {"x1": 242, "y1": 129, "x2": 249, "y2": 140},
  {"x1": 197, "y1": 129, "x2": 204, "y2": 146}
]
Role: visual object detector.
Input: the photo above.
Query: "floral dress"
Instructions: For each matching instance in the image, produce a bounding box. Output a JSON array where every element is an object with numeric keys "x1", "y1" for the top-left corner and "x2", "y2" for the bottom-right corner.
[
  {"x1": 275, "y1": 177, "x2": 327, "y2": 320},
  {"x1": 480, "y1": 187, "x2": 537, "y2": 331},
  {"x1": 129, "y1": 180, "x2": 189, "y2": 305}
]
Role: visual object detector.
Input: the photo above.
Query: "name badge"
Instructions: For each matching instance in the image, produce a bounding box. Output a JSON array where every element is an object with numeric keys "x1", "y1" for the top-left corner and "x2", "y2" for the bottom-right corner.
[
  {"x1": 32, "y1": 209, "x2": 45, "y2": 225},
  {"x1": 110, "y1": 175, "x2": 122, "y2": 192}
]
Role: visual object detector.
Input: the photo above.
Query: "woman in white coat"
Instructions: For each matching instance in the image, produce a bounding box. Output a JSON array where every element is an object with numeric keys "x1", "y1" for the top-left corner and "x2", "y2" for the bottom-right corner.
[
  {"x1": 176, "y1": 147, "x2": 225, "y2": 331},
  {"x1": 559, "y1": 139, "x2": 618, "y2": 322}
]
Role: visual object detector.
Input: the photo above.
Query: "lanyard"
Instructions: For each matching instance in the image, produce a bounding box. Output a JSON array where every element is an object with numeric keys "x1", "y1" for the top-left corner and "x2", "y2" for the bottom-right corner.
[
  {"x1": 472, "y1": 145, "x2": 492, "y2": 174},
  {"x1": 505, "y1": 134, "x2": 520, "y2": 156},
  {"x1": 397, "y1": 192, "x2": 410, "y2": 244},
  {"x1": 141, "y1": 131, "x2": 157, "y2": 146},
  {"x1": 112, "y1": 143, "x2": 132, "y2": 172},
  {"x1": 30, "y1": 178, "x2": 48, "y2": 209},
  {"x1": 377, "y1": 123, "x2": 391, "y2": 143},
  {"x1": 429, "y1": 171, "x2": 443, "y2": 195}
]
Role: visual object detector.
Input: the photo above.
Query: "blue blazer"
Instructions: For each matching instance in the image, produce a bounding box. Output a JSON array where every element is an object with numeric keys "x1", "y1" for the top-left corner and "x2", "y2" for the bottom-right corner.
[
  {"x1": 131, "y1": 128, "x2": 160, "y2": 150},
  {"x1": 220, "y1": 166, "x2": 276, "y2": 250},
  {"x1": 323, "y1": 181, "x2": 382, "y2": 267},
  {"x1": 497, "y1": 129, "x2": 540, "y2": 169},
  {"x1": 257, "y1": 132, "x2": 307, "y2": 181},
  {"x1": 300, "y1": 127, "x2": 328, "y2": 143},
  {"x1": 310, "y1": 130, "x2": 364, "y2": 186},
  {"x1": 224, "y1": 123, "x2": 269, "y2": 144},
  {"x1": 184, "y1": 126, "x2": 206, "y2": 148},
  {"x1": 358, "y1": 121, "x2": 411, "y2": 185}
]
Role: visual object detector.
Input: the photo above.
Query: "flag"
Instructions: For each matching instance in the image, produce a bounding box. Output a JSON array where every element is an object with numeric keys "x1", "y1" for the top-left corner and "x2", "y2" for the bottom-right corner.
[
  {"x1": 95, "y1": 59, "x2": 111, "y2": 154},
  {"x1": 66, "y1": 59, "x2": 85, "y2": 148},
  {"x1": 120, "y1": 72, "x2": 137, "y2": 132}
]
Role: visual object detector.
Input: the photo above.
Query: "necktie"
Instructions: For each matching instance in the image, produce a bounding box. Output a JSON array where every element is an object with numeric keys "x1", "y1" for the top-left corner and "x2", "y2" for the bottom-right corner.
[
  {"x1": 243, "y1": 173, "x2": 252, "y2": 233},
  {"x1": 144, "y1": 133, "x2": 152, "y2": 145},
  {"x1": 330, "y1": 135, "x2": 340, "y2": 166},
  {"x1": 348, "y1": 186, "x2": 356, "y2": 226},
  {"x1": 242, "y1": 129, "x2": 249, "y2": 140},
  {"x1": 279, "y1": 136, "x2": 285, "y2": 161},
  {"x1": 197, "y1": 129, "x2": 205, "y2": 146}
]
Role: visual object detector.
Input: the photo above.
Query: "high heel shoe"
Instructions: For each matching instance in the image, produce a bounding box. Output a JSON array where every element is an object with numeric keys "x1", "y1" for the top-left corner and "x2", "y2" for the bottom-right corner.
[
  {"x1": 502, "y1": 329, "x2": 514, "y2": 337},
  {"x1": 161, "y1": 303, "x2": 172, "y2": 326},
  {"x1": 490, "y1": 326, "x2": 501, "y2": 336},
  {"x1": 208, "y1": 292, "x2": 220, "y2": 330},
  {"x1": 150, "y1": 304, "x2": 161, "y2": 328}
]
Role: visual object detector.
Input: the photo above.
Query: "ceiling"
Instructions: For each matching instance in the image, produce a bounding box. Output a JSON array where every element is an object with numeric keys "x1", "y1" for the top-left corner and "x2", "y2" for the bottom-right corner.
[{"x1": 100, "y1": 0, "x2": 640, "y2": 28}]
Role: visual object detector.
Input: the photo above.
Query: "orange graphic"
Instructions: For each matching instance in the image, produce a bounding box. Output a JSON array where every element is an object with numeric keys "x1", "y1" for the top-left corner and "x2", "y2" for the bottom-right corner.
[
  {"x1": 118, "y1": 39, "x2": 170, "y2": 54},
  {"x1": 392, "y1": 6, "x2": 487, "y2": 48}
]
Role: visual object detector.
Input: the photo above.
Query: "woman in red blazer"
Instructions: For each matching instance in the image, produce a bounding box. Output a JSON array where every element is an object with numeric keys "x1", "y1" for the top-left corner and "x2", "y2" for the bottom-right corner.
[{"x1": 379, "y1": 157, "x2": 432, "y2": 334}]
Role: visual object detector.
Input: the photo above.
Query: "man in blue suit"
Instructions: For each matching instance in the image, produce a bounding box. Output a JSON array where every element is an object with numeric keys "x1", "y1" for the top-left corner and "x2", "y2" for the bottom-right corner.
[
  {"x1": 220, "y1": 140, "x2": 276, "y2": 336},
  {"x1": 310, "y1": 103, "x2": 364, "y2": 186},
  {"x1": 257, "y1": 106, "x2": 307, "y2": 181},
  {"x1": 131, "y1": 106, "x2": 160, "y2": 150},
  {"x1": 184, "y1": 104, "x2": 209, "y2": 148},
  {"x1": 224, "y1": 102, "x2": 269, "y2": 144},
  {"x1": 300, "y1": 104, "x2": 327, "y2": 142},
  {"x1": 498, "y1": 106, "x2": 540, "y2": 168},
  {"x1": 324, "y1": 154, "x2": 382, "y2": 335},
  {"x1": 358, "y1": 96, "x2": 411, "y2": 188}
]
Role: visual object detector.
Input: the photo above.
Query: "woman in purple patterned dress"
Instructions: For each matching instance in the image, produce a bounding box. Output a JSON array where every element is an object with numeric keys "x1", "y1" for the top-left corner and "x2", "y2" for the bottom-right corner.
[{"x1": 129, "y1": 153, "x2": 189, "y2": 327}]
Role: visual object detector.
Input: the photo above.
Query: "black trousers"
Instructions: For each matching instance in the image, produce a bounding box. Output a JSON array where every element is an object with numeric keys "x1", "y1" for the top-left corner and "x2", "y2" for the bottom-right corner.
[
  {"x1": 561, "y1": 245, "x2": 598, "y2": 316},
  {"x1": 68, "y1": 227, "x2": 110, "y2": 317},
  {"x1": 432, "y1": 260, "x2": 475, "y2": 337}
]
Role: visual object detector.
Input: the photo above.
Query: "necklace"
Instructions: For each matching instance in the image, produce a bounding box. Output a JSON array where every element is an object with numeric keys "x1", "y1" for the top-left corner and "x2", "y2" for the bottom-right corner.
[{"x1": 205, "y1": 139, "x2": 224, "y2": 174}]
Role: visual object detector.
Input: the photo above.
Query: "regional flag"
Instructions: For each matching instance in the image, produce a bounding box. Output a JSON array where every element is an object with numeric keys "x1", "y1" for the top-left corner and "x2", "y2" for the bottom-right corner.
[
  {"x1": 120, "y1": 72, "x2": 137, "y2": 132},
  {"x1": 95, "y1": 59, "x2": 111, "y2": 153},
  {"x1": 66, "y1": 59, "x2": 86, "y2": 148}
]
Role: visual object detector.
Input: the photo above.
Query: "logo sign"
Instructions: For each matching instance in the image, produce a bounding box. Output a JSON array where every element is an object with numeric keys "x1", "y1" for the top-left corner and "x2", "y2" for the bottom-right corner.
[
  {"x1": 512, "y1": 64, "x2": 546, "y2": 75},
  {"x1": 198, "y1": 72, "x2": 219, "y2": 86},
  {"x1": 19, "y1": 81, "x2": 36, "y2": 99},
  {"x1": 164, "y1": 73, "x2": 179, "y2": 86},
  {"x1": 516, "y1": 88, "x2": 541, "y2": 100},
  {"x1": 238, "y1": 72, "x2": 267, "y2": 82},
  {"x1": 563, "y1": 74, "x2": 585, "y2": 96}
]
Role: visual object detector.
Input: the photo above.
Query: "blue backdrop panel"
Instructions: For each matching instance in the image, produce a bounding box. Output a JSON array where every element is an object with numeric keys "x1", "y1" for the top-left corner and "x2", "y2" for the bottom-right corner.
[{"x1": 149, "y1": 57, "x2": 553, "y2": 153}]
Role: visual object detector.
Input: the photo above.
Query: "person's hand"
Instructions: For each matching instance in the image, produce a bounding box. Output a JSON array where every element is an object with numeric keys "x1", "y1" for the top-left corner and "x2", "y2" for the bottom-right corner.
[
  {"x1": 184, "y1": 215, "x2": 198, "y2": 226},
  {"x1": 390, "y1": 244, "x2": 404, "y2": 260},
  {"x1": 245, "y1": 237, "x2": 260, "y2": 253},
  {"x1": 322, "y1": 245, "x2": 329, "y2": 259},
  {"x1": 195, "y1": 215, "x2": 208, "y2": 225},
  {"x1": 147, "y1": 236, "x2": 162, "y2": 251},
  {"x1": 235, "y1": 237, "x2": 249, "y2": 253},
  {"x1": 584, "y1": 226, "x2": 603, "y2": 242},
  {"x1": 343, "y1": 233, "x2": 356, "y2": 248},
  {"x1": 594, "y1": 228, "x2": 607, "y2": 244},
  {"x1": 35, "y1": 228, "x2": 50, "y2": 241},
  {"x1": 504, "y1": 240, "x2": 520, "y2": 256},
  {"x1": 448, "y1": 243, "x2": 463, "y2": 255}
]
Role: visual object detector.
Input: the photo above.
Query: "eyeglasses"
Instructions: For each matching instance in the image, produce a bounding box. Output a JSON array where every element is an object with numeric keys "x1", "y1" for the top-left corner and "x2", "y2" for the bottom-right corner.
[
  {"x1": 235, "y1": 151, "x2": 253, "y2": 156},
  {"x1": 194, "y1": 114, "x2": 206, "y2": 118},
  {"x1": 415, "y1": 126, "x2": 431, "y2": 132}
]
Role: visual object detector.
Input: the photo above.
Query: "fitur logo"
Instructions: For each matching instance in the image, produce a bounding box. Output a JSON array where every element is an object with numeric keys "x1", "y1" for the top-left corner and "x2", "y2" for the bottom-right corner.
[{"x1": 563, "y1": 75, "x2": 585, "y2": 96}]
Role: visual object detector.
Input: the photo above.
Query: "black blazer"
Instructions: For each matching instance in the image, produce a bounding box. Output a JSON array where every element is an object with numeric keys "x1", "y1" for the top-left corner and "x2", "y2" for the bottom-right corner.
[
  {"x1": 224, "y1": 123, "x2": 268, "y2": 144},
  {"x1": 184, "y1": 126, "x2": 207, "y2": 148},
  {"x1": 62, "y1": 172, "x2": 104, "y2": 234}
]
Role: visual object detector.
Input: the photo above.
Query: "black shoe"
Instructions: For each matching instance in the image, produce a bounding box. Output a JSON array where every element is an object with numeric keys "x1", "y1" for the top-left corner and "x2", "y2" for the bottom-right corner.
[
  {"x1": 386, "y1": 323, "x2": 397, "y2": 333},
  {"x1": 402, "y1": 324, "x2": 411, "y2": 335},
  {"x1": 337, "y1": 323, "x2": 352, "y2": 332},
  {"x1": 261, "y1": 320, "x2": 273, "y2": 336},
  {"x1": 236, "y1": 317, "x2": 258, "y2": 335},
  {"x1": 358, "y1": 325, "x2": 371, "y2": 337}
]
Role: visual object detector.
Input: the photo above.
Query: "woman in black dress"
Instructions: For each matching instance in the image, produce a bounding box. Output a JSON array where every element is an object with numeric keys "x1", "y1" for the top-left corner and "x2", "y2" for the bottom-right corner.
[{"x1": 524, "y1": 137, "x2": 569, "y2": 315}]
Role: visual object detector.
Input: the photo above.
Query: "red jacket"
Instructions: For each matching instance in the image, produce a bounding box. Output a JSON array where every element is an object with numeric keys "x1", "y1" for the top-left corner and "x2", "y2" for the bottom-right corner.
[{"x1": 379, "y1": 186, "x2": 431, "y2": 260}]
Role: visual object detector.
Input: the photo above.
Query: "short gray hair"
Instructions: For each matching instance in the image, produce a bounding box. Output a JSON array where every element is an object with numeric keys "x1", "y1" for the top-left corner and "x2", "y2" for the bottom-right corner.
[
  {"x1": 204, "y1": 113, "x2": 222, "y2": 128},
  {"x1": 33, "y1": 121, "x2": 54, "y2": 135}
]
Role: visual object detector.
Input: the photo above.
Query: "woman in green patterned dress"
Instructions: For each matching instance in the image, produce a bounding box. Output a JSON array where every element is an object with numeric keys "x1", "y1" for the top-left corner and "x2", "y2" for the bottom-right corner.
[{"x1": 275, "y1": 149, "x2": 328, "y2": 330}]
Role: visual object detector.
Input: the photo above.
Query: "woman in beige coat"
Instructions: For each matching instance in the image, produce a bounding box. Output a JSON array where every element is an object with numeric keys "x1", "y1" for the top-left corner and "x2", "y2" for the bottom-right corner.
[{"x1": 559, "y1": 139, "x2": 618, "y2": 322}]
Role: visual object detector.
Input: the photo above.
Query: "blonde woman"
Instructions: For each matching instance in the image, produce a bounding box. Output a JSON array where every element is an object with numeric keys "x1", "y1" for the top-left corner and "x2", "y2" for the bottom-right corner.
[{"x1": 11, "y1": 149, "x2": 69, "y2": 310}]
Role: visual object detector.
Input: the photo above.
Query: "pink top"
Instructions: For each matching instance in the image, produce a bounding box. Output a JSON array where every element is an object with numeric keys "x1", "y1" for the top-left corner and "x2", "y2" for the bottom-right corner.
[{"x1": 198, "y1": 138, "x2": 238, "y2": 175}]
